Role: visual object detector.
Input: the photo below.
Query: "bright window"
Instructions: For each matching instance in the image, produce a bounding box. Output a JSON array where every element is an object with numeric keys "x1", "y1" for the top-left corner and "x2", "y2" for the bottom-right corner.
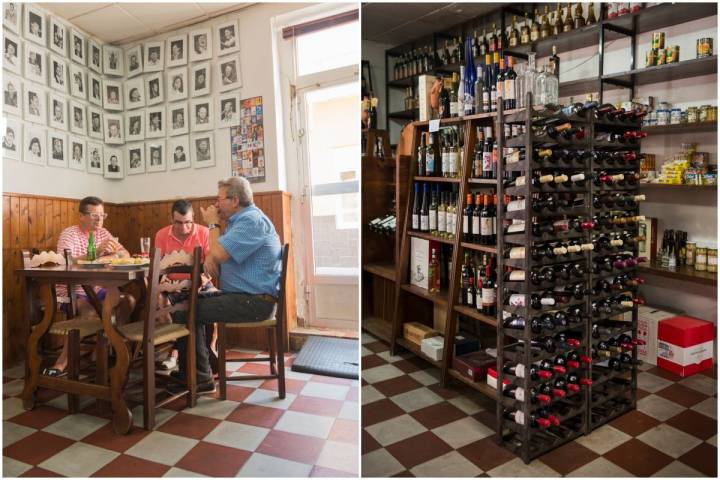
[{"x1": 296, "y1": 20, "x2": 359, "y2": 76}]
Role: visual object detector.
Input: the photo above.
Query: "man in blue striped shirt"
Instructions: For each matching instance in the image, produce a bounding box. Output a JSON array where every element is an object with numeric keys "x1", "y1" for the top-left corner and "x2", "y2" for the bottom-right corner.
[{"x1": 169, "y1": 177, "x2": 281, "y2": 394}]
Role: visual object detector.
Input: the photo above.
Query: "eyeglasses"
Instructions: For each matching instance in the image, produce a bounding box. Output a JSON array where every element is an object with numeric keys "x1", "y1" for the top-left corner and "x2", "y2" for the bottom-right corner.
[
  {"x1": 82, "y1": 212, "x2": 108, "y2": 220},
  {"x1": 216, "y1": 196, "x2": 232, "y2": 203},
  {"x1": 173, "y1": 220, "x2": 194, "y2": 226}
]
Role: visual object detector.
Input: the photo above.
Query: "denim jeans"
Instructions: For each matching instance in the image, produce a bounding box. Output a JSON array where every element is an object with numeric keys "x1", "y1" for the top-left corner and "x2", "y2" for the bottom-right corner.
[{"x1": 172, "y1": 291, "x2": 277, "y2": 383}]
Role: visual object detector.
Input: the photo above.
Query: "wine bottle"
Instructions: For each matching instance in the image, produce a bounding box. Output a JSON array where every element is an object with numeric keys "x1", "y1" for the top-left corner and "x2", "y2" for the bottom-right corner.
[
  {"x1": 412, "y1": 183, "x2": 420, "y2": 230},
  {"x1": 420, "y1": 184, "x2": 429, "y2": 232},
  {"x1": 463, "y1": 194, "x2": 474, "y2": 242}
]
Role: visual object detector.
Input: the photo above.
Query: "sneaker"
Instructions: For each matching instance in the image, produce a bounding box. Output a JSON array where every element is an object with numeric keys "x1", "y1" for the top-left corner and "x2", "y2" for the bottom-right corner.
[
  {"x1": 166, "y1": 379, "x2": 216, "y2": 395},
  {"x1": 160, "y1": 355, "x2": 178, "y2": 370},
  {"x1": 42, "y1": 367, "x2": 67, "y2": 377}
]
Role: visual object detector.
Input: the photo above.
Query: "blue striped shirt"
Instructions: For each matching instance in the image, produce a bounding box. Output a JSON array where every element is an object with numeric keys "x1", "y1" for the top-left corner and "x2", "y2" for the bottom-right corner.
[{"x1": 218, "y1": 205, "x2": 281, "y2": 296}]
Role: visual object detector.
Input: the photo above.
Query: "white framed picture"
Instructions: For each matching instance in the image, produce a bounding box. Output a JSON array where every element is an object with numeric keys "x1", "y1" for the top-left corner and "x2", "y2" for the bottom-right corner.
[
  {"x1": 3, "y1": 32, "x2": 22, "y2": 75},
  {"x1": 145, "y1": 72, "x2": 164, "y2": 106},
  {"x1": 49, "y1": 54, "x2": 68, "y2": 93},
  {"x1": 126, "y1": 142, "x2": 145, "y2": 174},
  {"x1": 168, "y1": 102, "x2": 188, "y2": 136},
  {"x1": 166, "y1": 68, "x2": 187, "y2": 102},
  {"x1": 87, "y1": 140, "x2": 103, "y2": 173},
  {"x1": 69, "y1": 100, "x2": 86, "y2": 135},
  {"x1": 166, "y1": 34, "x2": 187, "y2": 67},
  {"x1": 125, "y1": 44, "x2": 143, "y2": 78},
  {"x1": 124, "y1": 77, "x2": 145, "y2": 109},
  {"x1": 2, "y1": 117, "x2": 22, "y2": 161},
  {"x1": 49, "y1": 17, "x2": 65, "y2": 56},
  {"x1": 48, "y1": 130, "x2": 68, "y2": 168},
  {"x1": 70, "y1": 29, "x2": 85, "y2": 65},
  {"x1": 190, "y1": 97, "x2": 213, "y2": 132},
  {"x1": 189, "y1": 28, "x2": 212, "y2": 62},
  {"x1": 48, "y1": 92, "x2": 67, "y2": 130},
  {"x1": 103, "y1": 45, "x2": 123, "y2": 76},
  {"x1": 25, "y1": 45, "x2": 47, "y2": 86},
  {"x1": 144, "y1": 41, "x2": 164, "y2": 72},
  {"x1": 218, "y1": 55, "x2": 241, "y2": 92},
  {"x1": 146, "y1": 139, "x2": 166, "y2": 172},
  {"x1": 68, "y1": 135, "x2": 85, "y2": 171},
  {"x1": 125, "y1": 110, "x2": 144, "y2": 141},
  {"x1": 146, "y1": 105, "x2": 165, "y2": 138},
  {"x1": 3, "y1": 2, "x2": 21, "y2": 34},
  {"x1": 3, "y1": 74, "x2": 22, "y2": 117},
  {"x1": 88, "y1": 105, "x2": 103, "y2": 139},
  {"x1": 103, "y1": 79, "x2": 123, "y2": 111},
  {"x1": 24, "y1": 5, "x2": 45, "y2": 47},
  {"x1": 168, "y1": 135, "x2": 190, "y2": 170},
  {"x1": 104, "y1": 147, "x2": 124, "y2": 179},
  {"x1": 24, "y1": 87, "x2": 46, "y2": 126},
  {"x1": 88, "y1": 39, "x2": 102, "y2": 73},
  {"x1": 217, "y1": 92, "x2": 240, "y2": 127},
  {"x1": 104, "y1": 113, "x2": 124, "y2": 145},
  {"x1": 216, "y1": 20, "x2": 239, "y2": 56},
  {"x1": 24, "y1": 125, "x2": 46, "y2": 166},
  {"x1": 89, "y1": 72, "x2": 102, "y2": 106},
  {"x1": 69, "y1": 63, "x2": 86, "y2": 99},
  {"x1": 191, "y1": 133, "x2": 215, "y2": 168},
  {"x1": 190, "y1": 62, "x2": 210, "y2": 97}
]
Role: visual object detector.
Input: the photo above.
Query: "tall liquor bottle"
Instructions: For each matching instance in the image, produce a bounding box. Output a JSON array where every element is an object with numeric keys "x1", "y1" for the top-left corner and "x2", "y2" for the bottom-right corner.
[{"x1": 504, "y1": 56, "x2": 517, "y2": 110}]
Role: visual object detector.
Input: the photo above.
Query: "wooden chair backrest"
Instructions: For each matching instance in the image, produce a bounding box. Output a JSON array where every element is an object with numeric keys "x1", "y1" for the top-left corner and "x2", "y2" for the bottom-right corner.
[{"x1": 20, "y1": 249, "x2": 78, "y2": 318}]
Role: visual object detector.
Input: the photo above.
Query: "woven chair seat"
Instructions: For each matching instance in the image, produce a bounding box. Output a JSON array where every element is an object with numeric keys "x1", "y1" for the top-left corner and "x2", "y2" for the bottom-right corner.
[
  {"x1": 225, "y1": 317, "x2": 277, "y2": 328},
  {"x1": 45, "y1": 317, "x2": 103, "y2": 338},
  {"x1": 118, "y1": 322, "x2": 189, "y2": 344}
]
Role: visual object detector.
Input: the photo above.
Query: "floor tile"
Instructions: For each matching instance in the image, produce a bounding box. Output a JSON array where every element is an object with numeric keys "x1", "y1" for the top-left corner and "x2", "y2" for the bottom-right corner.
[
  {"x1": 237, "y1": 452, "x2": 313, "y2": 477},
  {"x1": 655, "y1": 383, "x2": 710, "y2": 407},
  {"x1": 259, "y1": 378, "x2": 306, "y2": 395},
  {"x1": 637, "y1": 423, "x2": 703, "y2": 458},
  {"x1": 42, "y1": 413, "x2": 109, "y2": 441},
  {"x1": 243, "y1": 389, "x2": 297, "y2": 410},
  {"x1": 565, "y1": 456, "x2": 634, "y2": 477},
  {"x1": 608, "y1": 409, "x2": 661, "y2": 437},
  {"x1": 38, "y1": 442, "x2": 119, "y2": 477},
  {"x1": 408, "y1": 369, "x2": 440, "y2": 386},
  {"x1": 338, "y1": 401, "x2": 358, "y2": 420},
  {"x1": 431, "y1": 416, "x2": 493, "y2": 449},
  {"x1": 361, "y1": 346, "x2": 374, "y2": 357},
  {"x1": 256, "y1": 429, "x2": 325, "y2": 464},
  {"x1": 202, "y1": 420, "x2": 269, "y2": 451},
  {"x1": 679, "y1": 374, "x2": 717, "y2": 396},
  {"x1": 391, "y1": 359, "x2": 423, "y2": 375},
  {"x1": 390, "y1": 387, "x2": 443, "y2": 413},
  {"x1": 44, "y1": 393, "x2": 96, "y2": 412},
  {"x1": 218, "y1": 384, "x2": 257, "y2": 402},
  {"x1": 130, "y1": 406, "x2": 177, "y2": 428},
  {"x1": 665, "y1": 408, "x2": 717, "y2": 440},
  {"x1": 486, "y1": 456, "x2": 560, "y2": 477},
  {"x1": 2, "y1": 421, "x2": 36, "y2": 448},
  {"x1": 183, "y1": 396, "x2": 238, "y2": 420},
  {"x1": 175, "y1": 441, "x2": 251, "y2": 477},
  {"x1": 299, "y1": 382, "x2": 349, "y2": 401},
  {"x1": 361, "y1": 332, "x2": 376, "y2": 344},
  {"x1": 4, "y1": 365, "x2": 26, "y2": 379},
  {"x1": 653, "y1": 460, "x2": 705, "y2": 477},
  {"x1": 690, "y1": 396, "x2": 717, "y2": 419},
  {"x1": 447, "y1": 395, "x2": 483, "y2": 415},
  {"x1": 377, "y1": 350, "x2": 410, "y2": 364},
  {"x1": 3, "y1": 431, "x2": 75, "y2": 465},
  {"x1": 310, "y1": 375, "x2": 355, "y2": 386},
  {"x1": 426, "y1": 382, "x2": 462, "y2": 400},
  {"x1": 226, "y1": 403, "x2": 284, "y2": 428},
  {"x1": 409, "y1": 450, "x2": 483, "y2": 477},
  {"x1": 575, "y1": 424, "x2": 632, "y2": 455},
  {"x1": 3, "y1": 456, "x2": 32, "y2": 477},
  {"x1": 363, "y1": 364, "x2": 405, "y2": 384},
  {"x1": 274, "y1": 410, "x2": 335, "y2": 439},
  {"x1": 457, "y1": 436, "x2": 517, "y2": 472},
  {"x1": 604, "y1": 438, "x2": 673, "y2": 476},
  {"x1": 364, "y1": 341, "x2": 389, "y2": 353},
  {"x1": 3, "y1": 379, "x2": 25, "y2": 397},
  {"x1": 18, "y1": 466, "x2": 65, "y2": 477},
  {"x1": 365, "y1": 414, "x2": 427, "y2": 447},
  {"x1": 373, "y1": 375, "x2": 423, "y2": 398},
  {"x1": 637, "y1": 371, "x2": 674, "y2": 393},
  {"x1": 8, "y1": 405, "x2": 68, "y2": 430},
  {"x1": 81, "y1": 423, "x2": 151, "y2": 453},
  {"x1": 385, "y1": 431, "x2": 453, "y2": 469},
  {"x1": 310, "y1": 465, "x2": 356, "y2": 477},
  {"x1": 315, "y1": 439, "x2": 359, "y2": 474},
  {"x1": 162, "y1": 466, "x2": 207, "y2": 477},
  {"x1": 362, "y1": 398, "x2": 405, "y2": 427},
  {"x1": 157, "y1": 412, "x2": 222, "y2": 440},
  {"x1": 361, "y1": 448, "x2": 406, "y2": 477},
  {"x1": 90, "y1": 453, "x2": 170, "y2": 477},
  {"x1": 362, "y1": 354, "x2": 386, "y2": 370},
  {"x1": 328, "y1": 418, "x2": 359, "y2": 444},
  {"x1": 538, "y1": 440, "x2": 600, "y2": 476},
  {"x1": 646, "y1": 365, "x2": 685, "y2": 382},
  {"x1": 409, "y1": 401, "x2": 466, "y2": 430},
  {"x1": 362, "y1": 428, "x2": 382, "y2": 454},
  {"x1": 3, "y1": 397, "x2": 25, "y2": 420},
  {"x1": 707, "y1": 434, "x2": 717, "y2": 447},
  {"x1": 124, "y1": 431, "x2": 199, "y2": 466},
  {"x1": 285, "y1": 370, "x2": 314, "y2": 382},
  {"x1": 289, "y1": 395, "x2": 343, "y2": 417},
  {"x1": 677, "y1": 442, "x2": 717, "y2": 477},
  {"x1": 637, "y1": 393, "x2": 687, "y2": 421}
]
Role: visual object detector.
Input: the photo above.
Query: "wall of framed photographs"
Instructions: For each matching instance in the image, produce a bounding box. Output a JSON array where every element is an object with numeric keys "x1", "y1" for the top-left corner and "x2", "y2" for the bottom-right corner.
[{"x1": 3, "y1": 2, "x2": 308, "y2": 202}]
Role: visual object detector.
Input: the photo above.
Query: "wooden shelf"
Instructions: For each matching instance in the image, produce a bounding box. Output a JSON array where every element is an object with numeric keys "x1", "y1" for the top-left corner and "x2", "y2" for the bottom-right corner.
[
  {"x1": 642, "y1": 122, "x2": 717, "y2": 135},
  {"x1": 362, "y1": 316, "x2": 392, "y2": 344},
  {"x1": 408, "y1": 230, "x2": 455, "y2": 245},
  {"x1": 454, "y1": 305, "x2": 498, "y2": 327},
  {"x1": 414, "y1": 176, "x2": 460, "y2": 183},
  {"x1": 460, "y1": 242, "x2": 498, "y2": 255},
  {"x1": 468, "y1": 178, "x2": 498, "y2": 185},
  {"x1": 638, "y1": 261, "x2": 717, "y2": 286},
  {"x1": 603, "y1": 56, "x2": 717, "y2": 88},
  {"x1": 447, "y1": 367, "x2": 497, "y2": 399},
  {"x1": 395, "y1": 337, "x2": 442, "y2": 368},
  {"x1": 389, "y1": 109, "x2": 417, "y2": 120},
  {"x1": 639, "y1": 183, "x2": 717, "y2": 191},
  {"x1": 603, "y1": 2, "x2": 718, "y2": 36},
  {"x1": 400, "y1": 283, "x2": 448, "y2": 305},
  {"x1": 363, "y1": 262, "x2": 396, "y2": 281}
]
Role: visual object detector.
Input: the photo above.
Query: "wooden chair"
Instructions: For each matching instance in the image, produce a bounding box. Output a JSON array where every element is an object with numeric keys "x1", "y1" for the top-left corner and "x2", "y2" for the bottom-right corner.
[
  {"x1": 217, "y1": 243, "x2": 289, "y2": 399},
  {"x1": 117, "y1": 246, "x2": 200, "y2": 430}
]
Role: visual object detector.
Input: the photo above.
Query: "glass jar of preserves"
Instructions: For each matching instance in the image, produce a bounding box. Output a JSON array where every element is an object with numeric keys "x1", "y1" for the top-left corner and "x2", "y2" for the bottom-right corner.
[
  {"x1": 695, "y1": 247, "x2": 707, "y2": 271},
  {"x1": 686, "y1": 242, "x2": 696, "y2": 266},
  {"x1": 707, "y1": 249, "x2": 717, "y2": 273},
  {"x1": 699, "y1": 105, "x2": 711, "y2": 123}
]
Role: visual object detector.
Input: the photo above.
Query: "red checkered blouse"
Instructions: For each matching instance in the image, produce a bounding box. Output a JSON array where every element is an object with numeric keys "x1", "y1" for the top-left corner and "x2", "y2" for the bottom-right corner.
[{"x1": 56, "y1": 225, "x2": 115, "y2": 299}]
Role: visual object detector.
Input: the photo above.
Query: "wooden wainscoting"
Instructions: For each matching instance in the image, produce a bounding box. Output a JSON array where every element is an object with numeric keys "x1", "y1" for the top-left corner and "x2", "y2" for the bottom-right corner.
[{"x1": 2, "y1": 191, "x2": 295, "y2": 365}]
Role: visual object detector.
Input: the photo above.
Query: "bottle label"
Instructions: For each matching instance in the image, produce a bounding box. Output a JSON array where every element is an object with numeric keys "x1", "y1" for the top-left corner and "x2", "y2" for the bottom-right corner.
[
  {"x1": 472, "y1": 216, "x2": 480, "y2": 235},
  {"x1": 447, "y1": 212, "x2": 455, "y2": 234},
  {"x1": 429, "y1": 210, "x2": 437, "y2": 231},
  {"x1": 514, "y1": 387, "x2": 525, "y2": 401},
  {"x1": 491, "y1": 90, "x2": 497, "y2": 106},
  {"x1": 497, "y1": 80, "x2": 504, "y2": 99},
  {"x1": 426, "y1": 152, "x2": 435, "y2": 174},
  {"x1": 412, "y1": 213, "x2": 419, "y2": 230},
  {"x1": 449, "y1": 152, "x2": 458, "y2": 176},
  {"x1": 515, "y1": 363, "x2": 526, "y2": 378},
  {"x1": 505, "y1": 79, "x2": 515, "y2": 101},
  {"x1": 466, "y1": 290, "x2": 474, "y2": 305},
  {"x1": 438, "y1": 212, "x2": 446, "y2": 232},
  {"x1": 509, "y1": 270, "x2": 524, "y2": 281},
  {"x1": 463, "y1": 214, "x2": 469, "y2": 234},
  {"x1": 482, "y1": 92, "x2": 490, "y2": 111},
  {"x1": 442, "y1": 151, "x2": 449, "y2": 176},
  {"x1": 509, "y1": 293, "x2": 525, "y2": 306},
  {"x1": 450, "y1": 102, "x2": 458, "y2": 116},
  {"x1": 482, "y1": 287, "x2": 496, "y2": 306},
  {"x1": 476, "y1": 290, "x2": 482, "y2": 308},
  {"x1": 456, "y1": 101, "x2": 463, "y2": 116},
  {"x1": 421, "y1": 215, "x2": 429, "y2": 231},
  {"x1": 492, "y1": 215, "x2": 497, "y2": 235},
  {"x1": 481, "y1": 217, "x2": 492, "y2": 236},
  {"x1": 483, "y1": 152, "x2": 492, "y2": 173},
  {"x1": 473, "y1": 157, "x2": 482, "y2": 177}
]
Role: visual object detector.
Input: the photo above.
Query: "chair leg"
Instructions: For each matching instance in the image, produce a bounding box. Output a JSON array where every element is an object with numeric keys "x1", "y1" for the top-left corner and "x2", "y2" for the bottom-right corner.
[
  {"x1": 217, "y1": 324, "x2": 227, "y2": 400},
  {"x1": 275, "y1": 326, "x2": 286, "y2": 399},
  {"x1": 67, "y1": 329, "x2": 80, "y2": 413},
  {"x1": 267, "y1": 327, "x2": 277, "y2": 376},
  {"x1": 95, "y1": 333, "x2": 110, "y2": 414},
  {"x1": 143, "y1": 340, "x2": 155, "y2": 431}
]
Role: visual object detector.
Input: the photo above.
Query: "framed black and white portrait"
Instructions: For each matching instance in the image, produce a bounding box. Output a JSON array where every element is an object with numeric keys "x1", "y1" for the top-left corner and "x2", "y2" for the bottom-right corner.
[
  {"x1": 103, "y1": 79, "x2": 123, "y2": 111},
  {"x1": 89, "y1": 72, "x2": 102, "y2": 106},
  {"x1": 87, "y1": 140, "x2": 103, "y2": 174},
  {"x1": 218, "y1": 55, "x2": 241, "y2": 92},
  {"x1": 168, "y1": 136, "x2": 190, "y2": 170},
  {"x1": 24, "y1": 5, "x2": 45, "y2": 47},
  {"x1": 191, "y1": 133, "x2": 215, "y2": 168},
  {"x1": 168, "y1": 102, "x2": 188, "y2": 136},
  {"x1": 103, "y1": 45, "x2": 123, "y2": 76},
  {"x1": 3, "y1": 75, "x2": 22, "y2": 117},
  {"x1": 125, "y1": 44, "x2": 143, "y2": 78},
  {"x1": 216, "y1": 20, "x2": 239, "y2": 56},
  {"x1": 126, "y1": 143, "x2": 145, "y2": 174},
  {"x1": 190, "y1": 62, "x2": 210, "y2": 97},
  {"x1": 68, "y1": 135, "x2": 85, "y2": 171},
  {"x1": 104, "y1": 113, "x2": 124, "y2": 145},
  {"x1": 69, "y1": 100, "x2": 85, "y2": 135},
  {"x1": 189, "y1": 28, "x2": 211, "y2": 62},
  {"x1": 25, "y1": 45, "x2": 46, "y2": 86},
  {"x1": 190, "y1": 97, "x2": 213, "y2": 132},
  {"x1": 49, "y1": 54, "x2": 67, "y2": 93},
  {"x1": 145, "y1": 72, "x2": 164, "y2": 106},
  {"x1": 3, "y1": 2, "x2": 21, "y2": 34},
  {"x1": 48, "y1": 130, "x2": 67, "y2": 168},
  {"x1": 88, "y1": 105, "x2": 103, "y2": 140},
  {"x1": 104, "y1": 147, "x2": 124, "y2": 179},
  {"x1": 146, "y1": 139, "x2": 166, "y2": 173},
  {"x1": 70, "y1": 29, "x2": 85, "y2": 65},
  {"x1": 69, "y1": 63, "x2": 86, "y2": 99},
  {"x1": 24, "y1": 87, "x2": 46, "y2": 126},
  {"x1": 89, "y1": 39, "x2": 102, "y2": 73},
  {"x1": 124, "y1": 77, "x2": 145, "y2": 109},
  {"x1": 143, "y1": 41, "x2": 164, "y2": 72},
  {"x1": 48, "y1": 17, "x2": 65, "y2": 56},
  {"x1": 3, "y1": 32, "x2": 22, "y2": 75},
  {"x1": 166, "y1": 34, "x2": 186, "y2": 68},
  {"x1": 125, "y1": 110, "x2": 144, "y2": 142},
  {"x1": 166, "y1": 68, "x2": 187, "y2": 102},
  {"x1": 48, "y1": 92, "x2": 67, "y2": 130},
  {"x1": 146, "y1": 106, "x2": 165, "y2": 138},
  {"x1": 217, "y1": 92, "x2": 240, "y2": 127},
  {"x1": 2, "y1": 117, "x2": 22, "y2": 161},
  {"x1": 24, "y1": 126, "x2": 46, "y2": 166}
]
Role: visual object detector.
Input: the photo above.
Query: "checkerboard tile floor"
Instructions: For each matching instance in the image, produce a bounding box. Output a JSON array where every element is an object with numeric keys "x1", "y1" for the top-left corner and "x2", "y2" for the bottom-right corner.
[
  {"x1": 361, "y1": 333, "x2": 718, "y2": 477},
  {"x1": 3, "y1": 349, "x2": 358, "y2": 477}
]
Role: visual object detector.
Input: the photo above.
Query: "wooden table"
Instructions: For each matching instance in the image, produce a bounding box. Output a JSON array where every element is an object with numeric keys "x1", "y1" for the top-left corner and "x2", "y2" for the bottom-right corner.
[{"x1": 16, "y1": 264, "x2": 149, "y2": 434}]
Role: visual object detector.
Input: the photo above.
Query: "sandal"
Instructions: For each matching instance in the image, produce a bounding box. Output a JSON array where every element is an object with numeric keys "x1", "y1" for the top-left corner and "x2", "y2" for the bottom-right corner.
[
  {"x1": 160, "y1": 356, "x2": 178, "y2": 370},
  {"x1": 42, "y1": 367, "x2": 67, "y2": 377}
]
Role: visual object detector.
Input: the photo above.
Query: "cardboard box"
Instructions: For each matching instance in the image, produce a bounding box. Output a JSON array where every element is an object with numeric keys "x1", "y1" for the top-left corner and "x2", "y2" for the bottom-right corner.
[
  {"x1": 454, "y1": 334, "x2": 480, "y2": 356},
  {"x1": 418, "y1": 74, "x2": 436, "y2": 122},
  {"x1": 410, "y1": 237, "x2": 440, "y2": 290},
  {"x1": 453, "y1": 351, "x2": 495, "y2": 382},
  {"x1": 421, "y1": 336, "x2": 444, "y2": 361},
  {"x1": 487, "y1": 367, "x2": 510, "y2": 389},
  {"x1": 637, "y1": 306, "x2": 676, "y2": 365},
  {"x1": 403, "y1": 322, "x2": 439, "y2": 346},
  {"x1": 657, "y1": 316, "x2": 714, "y2": 377}
]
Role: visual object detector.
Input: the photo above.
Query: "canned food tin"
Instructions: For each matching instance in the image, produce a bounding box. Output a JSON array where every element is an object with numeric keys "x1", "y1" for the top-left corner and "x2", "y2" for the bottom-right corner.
[
  {"x1": 695, "y1": 247, "x2": 707, "y2": 271},
  {"x1": 659, "y1": 101, "x2": 671, "y2": 110},
  {"x1": 708, "y1": 106, "x2": 717, "y2": 122},
  {"x1": 708, "y1": 249, "x2": 717, "y2": 273},
  {"x1": 686, "y1": 242, "x2": 696, "y2": 266},
  {"x1": 657, "y1": 109, "x2": 670, "y2": 125},
  {"x1": 697, "y1": 38, "x2": 713, "y2": 58},
  {"x1": 687, "y1": 106, "x2": 699, "y2": 123},
  {"x1": 670, "y1": 108, "x2": 682, "y2": 124},
  {"x1": 666, "y1": 45, "x2": 679, "y2": 63},
  {"x1": 645, "y1": 49, "x2": 657, "y2": 67},
  {"x1": 699, "y1": 105, "x2": 710, "y2": 123},
  {"x1": 652, "y1": 32, "x2": 665, "y2": 50},
  {"x1": 656, "y1": 49, "x2": 667, "y2": 65}
]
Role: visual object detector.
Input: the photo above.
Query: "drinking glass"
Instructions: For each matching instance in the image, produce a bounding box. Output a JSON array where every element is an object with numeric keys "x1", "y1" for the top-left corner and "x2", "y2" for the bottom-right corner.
[{"x1": 140, "y1": 237, "x2": 151, "y2": 257}]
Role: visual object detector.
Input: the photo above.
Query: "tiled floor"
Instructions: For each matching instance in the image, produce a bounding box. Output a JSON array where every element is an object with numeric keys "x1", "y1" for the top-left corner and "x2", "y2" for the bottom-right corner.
[
  {"x1": 361, "y1": 333, "x2": 718, "y2": 477},
  {"x1": 3, "y1": 349, "x2": 358, "y2": 477}
]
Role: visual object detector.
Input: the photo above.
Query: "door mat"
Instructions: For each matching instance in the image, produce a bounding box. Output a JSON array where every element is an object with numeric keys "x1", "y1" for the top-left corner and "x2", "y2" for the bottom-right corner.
[{"x1": 291, "y1": 335, "x2": 358, "y2": 379}]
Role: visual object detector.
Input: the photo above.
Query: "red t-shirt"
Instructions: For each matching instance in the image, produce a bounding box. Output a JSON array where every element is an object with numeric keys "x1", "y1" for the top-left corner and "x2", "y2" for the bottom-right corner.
[{"x1": 154, "y1": 224, "x2": 210, "y2": 281}]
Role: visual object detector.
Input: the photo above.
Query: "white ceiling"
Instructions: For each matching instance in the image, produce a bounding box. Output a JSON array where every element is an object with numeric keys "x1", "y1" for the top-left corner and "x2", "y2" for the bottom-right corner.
[{"x1": 38, "y1": 2, "x2": 255, "y2": 45}]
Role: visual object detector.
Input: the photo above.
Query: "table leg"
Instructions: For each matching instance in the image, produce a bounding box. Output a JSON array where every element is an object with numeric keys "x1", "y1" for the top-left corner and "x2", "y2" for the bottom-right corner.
[
  {"x1": 22, "y1": 283, "x2": 55, "y2": 410},
  {"x1": 103, "y1": 286, "x2": 132, "y2": 434}
]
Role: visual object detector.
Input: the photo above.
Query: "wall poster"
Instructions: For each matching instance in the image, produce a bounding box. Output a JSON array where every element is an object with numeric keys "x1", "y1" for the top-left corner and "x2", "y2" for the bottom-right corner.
[{"x1": 230, "y1": 95, "x2": 265, "y2": 183}]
